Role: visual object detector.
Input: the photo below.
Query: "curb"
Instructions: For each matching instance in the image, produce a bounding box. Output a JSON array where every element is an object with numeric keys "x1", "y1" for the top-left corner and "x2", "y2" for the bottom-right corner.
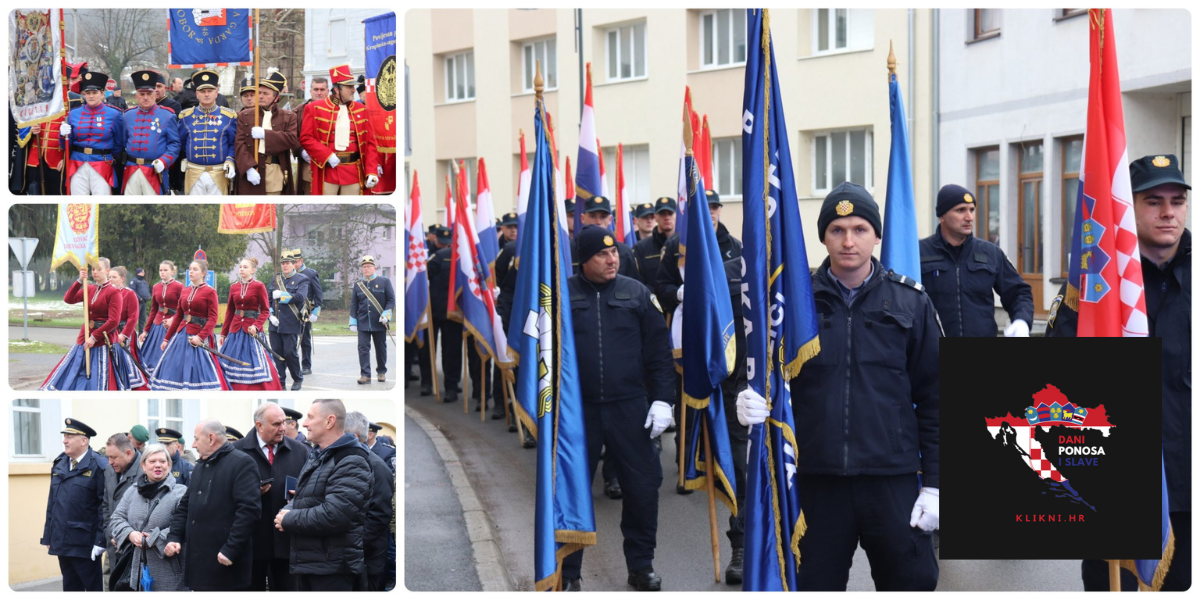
[{"x1": 405, "y1": 404, "x2": 513, "y2": 592}]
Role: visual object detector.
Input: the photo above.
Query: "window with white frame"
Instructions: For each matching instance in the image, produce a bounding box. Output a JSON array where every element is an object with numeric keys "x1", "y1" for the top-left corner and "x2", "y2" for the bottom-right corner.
[
  {"x1": 523, "y1": 38, "x2": 557, "y2": 92},
  {"x1": 812, "y1": 129, "x2": 873, "y2": 193},
  {"x1": 12, "y1": 400, "x2": 42, "y2": 457},
  {"x1": 711, "y1": 137, "x2": 743, "y2": 201},
  {"x1": 606, "y1": 23, "x2": 646, "y2": 82},
  {"x1": 700, "y1": 9, "x2": 746, "y2": 69},
  {"x1": 328, "y1": 18, "x2": 348, "y2": 57},
  {"x1": 382, "y1": 225, "x2": 393, "y2": 241},
  {"x1": 813, "y1": 9, "x2": 874, "y2": 54},
  {"x1": 445, "y1": 51, "x2": 475, "y2": 102},
  {"x1": 602, "y1": 145, "x2": 651, "y2": 207},
  {"x1": 147, "y1": 399, "x2": 185, "y2": 443}
]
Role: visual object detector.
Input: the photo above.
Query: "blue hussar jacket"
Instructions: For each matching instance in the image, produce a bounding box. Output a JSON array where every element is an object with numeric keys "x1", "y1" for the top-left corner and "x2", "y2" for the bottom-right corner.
[
  {"x1": 270, "y1": 271, "x2": 311, "y2": 335},
  {"x1": 123, "y1": 104, "x2": 181, "y2": 193},
  {"x1": 41, "y1": 448, "x2": 109, "y2": 558},
  {"x1": 65, "y1": 102, "x2": 126, "y2": 162},
  {"x1": 297, "y1": 265, "x2": 323, "y2": 318},
  {"x1": 350, "y1": 275, "x2": 395, "y2": 332},
  {"x1": 178, "y1": 104, "x2": 238, "y2": 166}
]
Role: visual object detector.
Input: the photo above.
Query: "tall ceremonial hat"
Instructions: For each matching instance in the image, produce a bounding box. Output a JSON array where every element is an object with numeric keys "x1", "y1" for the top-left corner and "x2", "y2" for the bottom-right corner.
[
  {"x1": 280, "y1": 249, "x2": 296, "y2": 263},
  {"x1": 66, "y1": 60, "x2": 88, "y2": 79},
  {"x1": 61, "y1": 418, "x2": 97, "y2": 438},
  {"x1": 329, "y1": 64, "x2": 356, "y2": 87},
  {"x1": 80, "y1": 71, "x2": 109, "y2": 92},
  {"x1": 191, "y1": 69, "x2": 220, "y2": 91},
  {"x1": 282, "y1": 407, "x2": 303, "y2": 421},
  {"x1": 131, "y1": 70, "x2": 159, "y2": 92},
  {"x1": 362, "y1": 255, "x2": 377, "y2": 266},
  {"x1": 155, "y1": 427, "x2": 184, "y2": 443},
  {"x1": 224, "y1": 426, "x2": 244, "y2": 441},
  {"x1": 260, "y1": 70, "x2": 287, "y2": 94},
  {"x1": 291, "y1": 249, "x2": 304, "y2": 260},
  {"x1": 238, "y1": 76, "x2": 257, "y2": 96}
]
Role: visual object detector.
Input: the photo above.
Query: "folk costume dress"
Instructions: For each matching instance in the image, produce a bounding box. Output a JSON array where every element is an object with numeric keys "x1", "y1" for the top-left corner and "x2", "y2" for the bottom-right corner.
[
  {"x1": 150, "y1": 282, "x2": 230, "y2": 391},
  {"x1": 40, "y1": 279, "x2": 123, "y2": 390},
  {"x1": 110, "y1": 286, "x2": 149, "y2": 390},
  {"x1": 219, "y1": 279, "x2": 282, "y2": 390},
  {"x1": 139, "y1": 278, "x2": 183, "y2": 375}
]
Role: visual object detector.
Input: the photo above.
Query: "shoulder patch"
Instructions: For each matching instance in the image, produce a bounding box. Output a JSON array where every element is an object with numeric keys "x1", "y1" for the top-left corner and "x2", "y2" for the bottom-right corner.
[
  {"x1": 1047, "y1": 294, "x2": 1063, "y2": 328},
  {"x1": 179, "y1": 107, "x2": 194, "y2": 119},
  {"x1": 974, "y1": 252, "x2": 989, "y2": 264},
  {"x1": 887, "y1": 271, "x2": 926, "y2": 293},
  {"x1": 219, "y1": 107, "x2": 238, "y2": 118}
]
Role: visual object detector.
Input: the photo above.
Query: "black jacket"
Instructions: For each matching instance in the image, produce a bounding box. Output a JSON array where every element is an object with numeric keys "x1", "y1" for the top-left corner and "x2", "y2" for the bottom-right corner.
[
  {"x1": 794, "y1": 257, "x2": 941, "y2": 488},
  {"x1": 130, "y1": 276, "x2": 152, "y2": 303},
  {"x1": 42, "y1": 449, "x2": 110, "y2": 558},
  {"x1": 655, "y1": 222, "x2": 742, "y2": 316},
  {"x1": 168, "y1": 442, "x2": 261, "y2": 590},
  {"x1": 370, "y1": 440, "x2": 397, "y2": 472},
  {"x1": 1047, "y1": 230, "x2": 1190, "y2": 511},
  {"x1": 427, "y1": 246, "x2": 453, "y2": 322},
  {"x1": 632, "y1": 227, "x2": 673, "y2": 290},
  {"x1": 281, "y1": 433, "x2": 372, "y2": 575},
  {"x1": 721, "y1": 257, "x2": 748, "y2": 400},
  {"x1": 571, "y1": 237, "x2": 637, "y2": 279},
  {"x1": 362, "y1": 444, "x2": 396, "y2": 573},
  {"x1": 568, "y1": 273, "x2": 675, "y2": 405},
  {"x1": 231, "y1": 433, "x2": 309, "y2": 560},
  {"x1": 919, "y1": 227, "x2": 1033, "y2": 337},
  {"x1": 494, "y1": 240, "x2": 518, "y2": 331}
]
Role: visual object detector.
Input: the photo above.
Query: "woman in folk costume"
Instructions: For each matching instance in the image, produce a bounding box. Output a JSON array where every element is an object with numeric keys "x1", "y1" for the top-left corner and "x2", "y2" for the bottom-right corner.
[
  {"x1": 299, "y1": 64, "x2": 381, "y2": 195},
  {"x1": 107, "y1": 266, "x2": 149, "y2": 391},
  {"x1": 150, "y1": 259, "x2": 230, "y2": 391},
  {"x1": 216, "y1": 258, "x2": 282, "y2": 390},
  {"x1": 40, "y1": 258, "x2": 123, "y2": 391},
  {"x1": 234, "y1": 70, "x2": 298, "y2": 195},
  {"x1": 138, "y1": 261, "x2": 183, "y2": 376}
]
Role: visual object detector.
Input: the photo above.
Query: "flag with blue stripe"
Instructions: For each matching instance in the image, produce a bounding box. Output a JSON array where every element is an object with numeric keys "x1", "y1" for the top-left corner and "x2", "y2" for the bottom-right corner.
[
  {"x1": 881, "y1": 71, "x2": 921, "y2": 283},
  {"x1": 474, "y1": 157, "x2": 500, "y2": 283},
  {"x1": 404, "y1": 171, "x2": 430, "y2": 345},
  {"x1": 448, "y1": 173, "x2": 506, "y2": 365}
]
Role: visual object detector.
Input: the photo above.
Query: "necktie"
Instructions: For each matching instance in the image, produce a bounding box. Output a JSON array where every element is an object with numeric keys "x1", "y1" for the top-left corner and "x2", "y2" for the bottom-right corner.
[
  {"x1": 70, "y1": 458, "x2": 78, "y2": 471},
  {"x1": 267, "y1": 444, "x2": 275, "y2": 465}
]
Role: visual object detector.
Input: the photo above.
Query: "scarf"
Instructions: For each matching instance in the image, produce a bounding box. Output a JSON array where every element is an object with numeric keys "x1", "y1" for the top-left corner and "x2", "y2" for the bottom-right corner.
[
  {"x1": 334, "y1": 102, "x2": 350, "y2": 151},
  {"x1": 136, "y1": 473, "x2": 167, "y2": 499},
  {"x1": 260, "y1": 108, "x2": 273, "y2": 155}
]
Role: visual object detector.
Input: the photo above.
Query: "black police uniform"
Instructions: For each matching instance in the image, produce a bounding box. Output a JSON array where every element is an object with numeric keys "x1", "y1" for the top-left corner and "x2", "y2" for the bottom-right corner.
[
  {"x1": 371, "y1": 440, "x2": 397, "y2": 473},
  {"x1": 655, "y1": 222, "x2": 743, "y2": 316},
  {"x1": 42, "y1": 427, "x2": 109, "y2": 591},
  {"x1": 297, "y1": 262, "x2": 323, "y2": 373},
  {"x1": 351, "y1": 271, "x2": 395, "y2": 380},
  {"x1": 487, "y1": 240, "x2": 520, "y2": 418},
  {"x1": 571, "y1": 237, "x2": 638, "y2": 278},
  {"x1": 720, "y1": 256, "x2": 750, "y2": 579},
  {"x1": 919, "y1": 226, "x2": 1032, "y2": 337},
  {"x1": 560, "y1": 272, "x2": 675, "y2": 584},
  {"x1": 632, "y1": 227, "x2": 673, "y2": 290},
  {"x1": 426, "y1": 245, "x2": 460, "y2": 400},
  {"x1": 157, "y1": 427, "x2": 193, "y2": 486},
  {"x1": 793, "y1": 257, "x2": 941, "y2": 591},
  {"x1": 269, "y1": 269, "x2": 310, "y2": 388}
]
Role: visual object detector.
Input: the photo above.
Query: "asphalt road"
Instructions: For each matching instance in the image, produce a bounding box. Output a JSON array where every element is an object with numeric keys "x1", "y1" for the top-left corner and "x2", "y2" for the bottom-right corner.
[
  {"x1": 9, "y1": 326, "x2": 397, "y2": 391},
  {"x1": 404, "y1": 384, "x2": 1084, "y2": 592}
]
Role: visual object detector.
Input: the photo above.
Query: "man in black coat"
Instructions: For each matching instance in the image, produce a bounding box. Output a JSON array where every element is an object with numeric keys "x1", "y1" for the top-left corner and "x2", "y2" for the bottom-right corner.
[
  {"x1": 233, "y1": 403, "x2": 309, "y2": 592},
  {"x1": 367, "y1": 421, "x2": 397, "y2": 471},
  {"x1": 130, "y1": 268, "x2": 152, "y2": 331},
  {"x1": 347, "y1": 412, "x2": 396, "y2": 591},
  {"x1": 42, "y1": 419, "x2": 110, "y2": 591},
  {"x1": 275, "y1": 399, "x2": 372, "y2": 591},
  {"x1": 165, "y1": 420, "x2": 261, "y2": 591},
  {"x1": 631, "y1": 197, "x2": 677, "y2": 289},
  {"x1": 426, "y1": 226, "x2": 463, "y2": 402}
]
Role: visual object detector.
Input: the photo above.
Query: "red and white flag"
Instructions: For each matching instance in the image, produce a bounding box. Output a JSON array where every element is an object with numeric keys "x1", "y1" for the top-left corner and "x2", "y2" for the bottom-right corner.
[{"x1": 615, "y1": 143, "x2": 634, "y2": 245}]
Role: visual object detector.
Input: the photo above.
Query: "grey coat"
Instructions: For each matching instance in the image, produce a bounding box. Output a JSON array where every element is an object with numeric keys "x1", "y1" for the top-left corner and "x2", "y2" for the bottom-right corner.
[
  {"x1": 103, "y1": 451, "x2": 144, "y2": 566},
  {"x1": 110, "y1": 475, "x2": 188, "y2": 591}
]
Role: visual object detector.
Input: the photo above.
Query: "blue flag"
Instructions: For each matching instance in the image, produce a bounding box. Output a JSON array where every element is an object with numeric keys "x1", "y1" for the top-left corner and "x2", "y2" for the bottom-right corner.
[
  {"x1": 680, "y1": 151, "x2": 738, "y2": 514},
  {"x1": 740, "y1": 9, "x2": 822, "y2": 591},
  {"x1": 506, "y1": 95, "x2": 596, "y2": 591},
  {"x1": 881, "y1": 73, "x2": 920, "y2": 283},
  {"x1": 1127, "y1": 456, "x2": 1175, "y2": 589},
  {"x1": 404, "y1": 172, "x2": 430, "y2": 346},
  {"x1": 363, "y1": 12, "x2": 396, "y2": 83},
  {"x1": 167, "y1": 9, "x2": 253, "y2": 67}
]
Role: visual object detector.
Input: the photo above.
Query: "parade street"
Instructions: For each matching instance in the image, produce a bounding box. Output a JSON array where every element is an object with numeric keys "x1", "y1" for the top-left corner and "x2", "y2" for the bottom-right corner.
[
  {"x1": 9, "y1": 326, "x2": 397, "y2": 392},
  {"x1": 405, "y1": 383, "x2": 1086, "y2": 592}
]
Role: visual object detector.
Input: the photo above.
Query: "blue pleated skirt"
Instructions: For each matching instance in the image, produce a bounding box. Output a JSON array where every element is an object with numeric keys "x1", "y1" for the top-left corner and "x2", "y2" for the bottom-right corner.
[
  {"x1": 112, "y1": 342, "x2": 148, "y2": 390},
  {"x1": 149, "y1": 334, "x2": 230, "y2": 391},
  {"x1": 40, "y1": 344, "x2": 116, "y2": 391},
  {"x1": 220, "y1": 331, "x2": 277, "y2": 385},
  {"x1": 139, "y1": 323, "x2": 168, "y2": 375}
]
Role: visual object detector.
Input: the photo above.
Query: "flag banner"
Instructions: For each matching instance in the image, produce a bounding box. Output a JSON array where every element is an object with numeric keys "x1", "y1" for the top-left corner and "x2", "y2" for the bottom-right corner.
[
  {"x1": 405, "y1": 171, "x2": 430, "y2": 345},
  {"x1": 362, "y1": 11, "x2": 397, "y2": 192},
  {"x1": 574, "y1": 63, "x2": 601, "y2": 202},
  {"x1": 514, "y1": 131, "x2": 532, "y2": 254},
  {"x1": 448, "y1": 167, "x2": 506, "y2": 365},
  {"x1": 217, "y1": 203, "x2": 276, "y2": 234},
  {"x1": 741, "y1": 9, "x2": 822, "y2": 591},
  {"x1": 51, "y1": 203, "x2": 99, "y2": 271},
  {"x1": 363, "y1": 11, "x2": 396, "y2": 90},
  {"x1": 444, "y1": 172, "x2": 455, "y2": 229},
  {"x1": 475, "y1": 157, "x2": 500, "y2": 278},
  {"x1": 506, "y1": 92, "x2": 596, "y2": 591},
  {"x1": 675, "y1": 88, "x2": 703, "y2": 247},
  {"x1": 698, "y1": 115, "x2": 714, "y2": 188},
  {"x1": 166, "y1": 9, "x2": 253, "y2": 68},
  {"x1": 10, "y1": 9, "x2": 66, "y2": 128},
  {"x1": 881, "y1": 71, "x2": 920, "y2": 283},
  {"x1": 615, "y1": 143, "x2": 636, "y2": 246}
]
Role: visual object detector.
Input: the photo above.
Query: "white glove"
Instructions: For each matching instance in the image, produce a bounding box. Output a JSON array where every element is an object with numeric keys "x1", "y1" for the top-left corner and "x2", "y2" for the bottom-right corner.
[
  {"x1": 327, "y1": 154, "x2": 340, "y2": 169},
  {"x1": 60, "y1": 123, "x2": 71, "y2": 137},
  {"x1": 365, "y1": 175, "x2": 379, "y2": 189},
  {"x1": 251, "y1": 126, "x2": 265, "y2": 140},
  {"x1": 909, "y1": 487, "x2": 939, "y2": 532},
  {"x1": 643, "y1": 400, "x2": 673, "y2": 439},
  {"x1": 308, "y1": 313, "x2": 319, "y2": 323},
  {"x1": 152, "y1": 159, "x2": 165, "y2": 173},
  {"x1": 1003, "y1": 319, "x2": 1030, "y2": 338},
  {"x1": 269, "y1": 315, "x2": 280, "y2": 327},
  {"x1": 223, "y1": 161, "x2": 236, "y2": 179},
  {"x1": 246, "y1": 168, "x2": 261, "y2": 186},
  {"x1": 350, "y1": 324, "x2": 358, "y2": 333},
  {"x1": 377, "y1": 165, "x2": 384, "y2": 176},
  {"x1": 378, "y1": 314, "x2": 390, "y2": 324},
  {"x1": 676, "y1": 285, "x2": 684, "y2": 303},
  {"x1": 736, "y1": 388, "x2": 770, "y2": 426},
  {"x1": 91, "y1": 545, "x2": 105, "y2": 561},
  {"x1": 272, "y1": 290, "x2": 282, "y2": 299},
  {"x1": 180, "y1": 159, "x2": 188, "y2": 171},
  {"x1": 301, "y1": 150, "x2": 311, "y2": 163}
]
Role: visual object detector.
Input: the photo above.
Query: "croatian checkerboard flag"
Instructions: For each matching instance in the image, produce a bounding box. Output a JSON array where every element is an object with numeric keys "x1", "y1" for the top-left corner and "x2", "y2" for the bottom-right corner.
[
  {"x1": 404, "y1": 173, "x2": 429, "y2": 346},
  {"x1": 475, "y1": 158, "x2": 500, "y2": 280},
  {"x1": 448, "y1": 172, "x2": 506, "y2": 365}
]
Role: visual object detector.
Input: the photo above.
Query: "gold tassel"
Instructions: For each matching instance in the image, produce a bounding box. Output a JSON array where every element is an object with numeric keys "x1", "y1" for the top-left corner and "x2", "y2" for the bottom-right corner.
[
  {"x1": 1063, "y1": 283, "x2": 1080, "y2": 311},
  {"x1": 781, "y1": 337, "x2": 822, "y2": 381}
]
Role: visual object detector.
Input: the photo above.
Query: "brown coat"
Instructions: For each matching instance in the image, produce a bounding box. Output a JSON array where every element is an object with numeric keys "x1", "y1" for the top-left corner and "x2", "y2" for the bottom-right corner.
[
  {"x1": 234, "y1": 103, "x2": 299, "y2": 195},
  {"x1": 295, "y1": 100, "x2": 314, "y2": 184}
]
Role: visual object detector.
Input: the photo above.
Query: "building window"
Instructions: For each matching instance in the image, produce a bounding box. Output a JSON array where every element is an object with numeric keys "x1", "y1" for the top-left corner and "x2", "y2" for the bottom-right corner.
[
  {"x1": 606, "y1": 23, "x2": 646, "y2": 82},
  {"x1": 445, "y1": 51, "x2": 475, "y2": 102},
  {"x1": 328, "y1": 18, "x2": 348, "y2": 57},
  {"x1": 1061, "y1": 136, "x2": 1083, "y2": 278},
  {"x1": 975, "y1": 147, "x2": 1001, "y2": 245},
  {"x1": 602, "y1": 144, "x2": 651, "y2": 207},
  {"x1": 523, "y1": 38, "x2": 557, "y2": 92},
  {"x1": 147, "y1": 399, "x2": 184, "y2": 443},
  {"x1": 813, "y1": 129, "x2": 873, "y2": 194},
  {"x1": 700, "y1": 9, "x2": 746, "y2": 69},
  {"x1": 12, "y1": 400, "x2": 41, "y2": 457},
  {"x1": 1056, "y1": 9, "x2": 1088, "y2": 20},
  {"x1": 382, "y1": 226, "x2": 393, "y2": 241},
  {"x1": 813, "y1": 9, "x2": 873, "y2": 54},
  {"x1": 711, "y1": 137, "x2": 743, "y2": 201},
  {"x1": 974, "y1": 9, "x2": 1000, "y2": 40},
  {"x1": 382, "y1": 267, "x2": 392, "y2": 280},
  {"x1": 1018, "y1": 141, "x2": 1044, "y2": 276}
]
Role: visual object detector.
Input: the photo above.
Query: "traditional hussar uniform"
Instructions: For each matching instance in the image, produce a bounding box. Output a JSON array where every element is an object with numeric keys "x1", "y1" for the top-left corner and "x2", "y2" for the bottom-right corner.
[
  {"x1": 121, "y1": 71, "x2": 181, "y2": 195},
  {"x1": 299, "y1": 64, "x2": 381, "y2": 195},
  {"x1": 293, "y1": 249, "x2": 323, "y2": 375},
  {"x1": 62, "y1": 72, "x2": 126, "y2": 195},
  {"x1": 234, "y1": 71, "x2": 299, "y2": 195},
  {"x1": 177, "y1": 70, "x2": 238, "y2": 195},
  {"x1": 269, "y1": 251, "x2": 311, "y2": 391},
  {"x1": 350, "y1": 255, "x2": 395, "y2": 384}
]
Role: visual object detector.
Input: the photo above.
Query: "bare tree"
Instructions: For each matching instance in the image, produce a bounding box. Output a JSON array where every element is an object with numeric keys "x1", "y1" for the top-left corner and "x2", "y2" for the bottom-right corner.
[{"x1": 77, "y1": 9, "x2": 163, "y2": 82}]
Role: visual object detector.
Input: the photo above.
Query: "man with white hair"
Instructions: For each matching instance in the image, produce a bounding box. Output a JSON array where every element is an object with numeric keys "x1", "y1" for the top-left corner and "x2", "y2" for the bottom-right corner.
[{"x1": 345, "y1": 411, "x2": 396, "y2": 591}]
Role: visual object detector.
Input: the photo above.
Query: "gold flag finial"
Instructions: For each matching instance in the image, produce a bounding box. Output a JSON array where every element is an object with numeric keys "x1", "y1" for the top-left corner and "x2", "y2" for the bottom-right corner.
[
  {"x1": 535, "y1": 60, "x2": 544, "y2": 98},
  {"x1": 887, "y1": 40, "x2": 897, "y2": 78},
  {"x1": 451, "y1": 159, "x2": 460, "y2": 176}
]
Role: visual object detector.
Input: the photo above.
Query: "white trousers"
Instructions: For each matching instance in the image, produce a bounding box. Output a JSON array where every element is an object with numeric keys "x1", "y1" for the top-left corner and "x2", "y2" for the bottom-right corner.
[
  {"x1": 124, "y1": 169, "x2": 158, "y2": 195},
  {"x1": 188, "y1": 171, "x2": 225, "y2": 195},
  {"x1": 69, "y1": 163, "x2": 112, "y2": 195}
]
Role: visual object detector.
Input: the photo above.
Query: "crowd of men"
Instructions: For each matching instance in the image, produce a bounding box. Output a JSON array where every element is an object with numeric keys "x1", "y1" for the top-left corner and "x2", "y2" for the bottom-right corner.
[
  {"x1": 407, "y1": 153, "x2": 1190, "y2": 591},
  {"x1": 40, "y1": 401, "x2": 397, "y2": 591},
  {"x1": 10, "y1": 59, "x2": 390, "y2": 196}
]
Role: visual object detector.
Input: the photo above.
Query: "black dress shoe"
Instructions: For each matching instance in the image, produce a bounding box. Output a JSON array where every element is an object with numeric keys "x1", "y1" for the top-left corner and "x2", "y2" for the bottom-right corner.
[
  {"x1": 724, "y1": 547, "x2": 744, "y2": 584},
  {"x1": 604, "y1": 478, "x2": 623, "y2": 499},
  {"x1": 676, "y1": 484, "x2": 693, "y2": 495},
  {"x1": 491, "y1": 405, "x2": 506, "y2": 420},
  {"x1": 302, "y1": 368, "x2": 313, "y2": 375},
  {"x1": 420, "y1": 385, "x2": 433, "y2": 396},
  {"x1": 521, "y1": 432, "x2": 536, "y2": 448},
  {"x1": 508, "y1": 423, "x2": 518, "y2": 433},
  {"x1": 443, "y1": 392, "x2": 458, "y2": 403},
  {"x1": 627, "y1": 568, "x2": 662, "y2": 591},
  {"x1": 290, "y1": 381, "x2": 303, "y2": 391},
  {"x1": 563, "y1": 578, "x2": 582, "y2": 591}
]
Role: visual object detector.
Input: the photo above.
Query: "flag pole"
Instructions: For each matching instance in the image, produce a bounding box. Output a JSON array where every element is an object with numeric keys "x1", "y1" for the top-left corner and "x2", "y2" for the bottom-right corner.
[
  {"x1": 426, "y1": 318, "x2": 441, "y2": 402},
  {"x1": 462, "y1": 333, "x2": 469, "y2": 414},
  {"x1": 1108, "y1": 559, "x2": 1120, "y2": 591},
  {"x1": 253, "y1": 9, "x2": 261, "y2": 157},
  {"x1": 82, "y1": 265, "x2": 91, "y2": 378},
  {"x1": 887, "y1": 39, "x2": 896, "y2": 81},
  {"x1": 480, "y1": 355, "x2": 487, "y2": 422},
  {"x1": 501, "y1": 368, "x2": 512, "y2": 427},
  {"x1": 702, "y1": 418, "x2": 721, "y2": 582},
  {"x1": 677, "y1": 107, "x2": 695, "y2": 489},
  {"x1": 508, "y1": 378, "x2": 528, "y2": 445}
]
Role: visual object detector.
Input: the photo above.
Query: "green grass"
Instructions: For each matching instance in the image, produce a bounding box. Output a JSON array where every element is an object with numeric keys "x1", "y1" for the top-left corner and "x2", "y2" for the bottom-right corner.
[{"x1": 9, "y1": 338, "x2": 69, "y2": 355}]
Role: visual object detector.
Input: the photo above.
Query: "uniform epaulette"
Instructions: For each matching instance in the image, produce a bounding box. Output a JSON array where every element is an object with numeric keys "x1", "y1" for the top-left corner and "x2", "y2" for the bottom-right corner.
[
  {"x1": 887, "y1": 270, "x2": 925, "y2": 293},
  {"x1": 219, "y1": 106, "x2": 238, "y2": 118},
  {"x1": 179, "y1": 107, "x2": 195, "y2": 118}
]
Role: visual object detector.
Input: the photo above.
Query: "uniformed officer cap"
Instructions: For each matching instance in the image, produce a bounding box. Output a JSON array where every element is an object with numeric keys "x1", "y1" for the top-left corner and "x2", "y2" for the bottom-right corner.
[
  {"x1": 155, "y1": 427, "x2": 184, "y2": 443},
  {"x1": 705, "y1": 189, "x2": 722, "y2": 206},
  {"x1": 238, "y1": 77, "x2": 257, "y2": 96},
  {"x1": 282, "y1": 407, "x2": 303, "y2": 421},
  {"x1": 564, "y1": 198, "x2": 576, "y2": 213},
  {"x1": 131, "y1": 70, "x2": 159, "y2": 92},
  {"x1": 280, "y1": 250, "x2": 296, "y2": 263},
  {"x1": 818, "y1": 182, "x2": 881, "y2": 243},
  {"x1": 260, "y1": 70, "x2": 287, "y2": 94},
  {"x1": 368, "y1": 422, "x2": 383, "y2": 433},
  {"x1": 634, "y1": 203, "x2": 655, "y2": 218},
  {"x1": 584, "y1": 195, "x2": 612, "y2": 215},
  {"x1": 361, "y1": 255, "x2": 377, "y2": 266},
  {"x1": 80, "y1": 72, "x2": 110, "y2": 92},
  {"x1": 1130, "y1": 154, "x2": 1191, "y2": 193},
  {"x1": 654, "y1": 196, "x2": 678, "y2": 214},
  {"x1": 435, "y1": 226, "x2": 452, "y2": 244},
  {"x1": 291, "y1": 249, "x2": 304, "y2": 260},
  {"x1": 61, "y1": 418, "x2": 97, "y2": 438},
  {"x1": 224, "y1": 426, "x2": 244, "y2": 441},
  {"x1": 501, "y1": 212, "x2": 518, "y2": 226},
  {"x1": 191, "y1": 69, "x2": 220, "y2": 91}
]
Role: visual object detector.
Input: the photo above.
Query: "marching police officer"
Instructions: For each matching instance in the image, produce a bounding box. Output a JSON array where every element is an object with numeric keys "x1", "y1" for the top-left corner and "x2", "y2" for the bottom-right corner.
[
  {"x1": 919, "y1": 184, "x2": 1033, "y2": 337},
  {"x1": 351, "y1": 255, "x2": 395, "y2": 384},
  {"x1": 155, "y1": 427, "x2": 193, "y2": 486},
  {"x1": 1048, "y1": 155, "x2": 1191, "y2": 592},
  {"x1": 177, "y1": 70, "x2": 239, "y2": 195},
  {"x1": 42, "y1": 419, "x2": 110, "y2": 591},
  {"x1": 736, "y1": 182, "x2": 941, "y2": 591},
  {"x1": 427, "y1": 227, "x2": 463, "y2": 402},
  {"x1": 269, "y1": 250, "x2": 310, "y2": 390},
  {"x1": 293, "y1": 250, "x2": 323, "y2": 375},
  {"x1": 564, "y1": 198, "x2": 577, "y2": 238},
  {"x1": 656, "y1": 189, "x2": 742, "y2": 316},
  {"x1": 560, "y1": 226, "x2": 675, "y2": 591},
  {"x1": 499, "y1": 212, "x2": 519, "y2": 244},
  {"x1": 571, "y1": 196, "x2": 637, "y2": 277},
  {"x1": 632, "y1": 197, "x2": 677, "y2": 289}
]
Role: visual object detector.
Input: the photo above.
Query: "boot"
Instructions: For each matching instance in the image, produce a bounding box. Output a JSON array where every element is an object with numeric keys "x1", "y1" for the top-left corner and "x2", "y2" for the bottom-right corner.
[{"x1": 724, "y1": 547, "x2": 743, "y2": 584}]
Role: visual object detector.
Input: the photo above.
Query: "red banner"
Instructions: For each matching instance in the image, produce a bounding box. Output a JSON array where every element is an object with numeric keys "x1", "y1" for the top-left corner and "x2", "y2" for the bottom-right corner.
[{"x1": 218, "y1": 204, "x2": 276, "y2": 234}]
